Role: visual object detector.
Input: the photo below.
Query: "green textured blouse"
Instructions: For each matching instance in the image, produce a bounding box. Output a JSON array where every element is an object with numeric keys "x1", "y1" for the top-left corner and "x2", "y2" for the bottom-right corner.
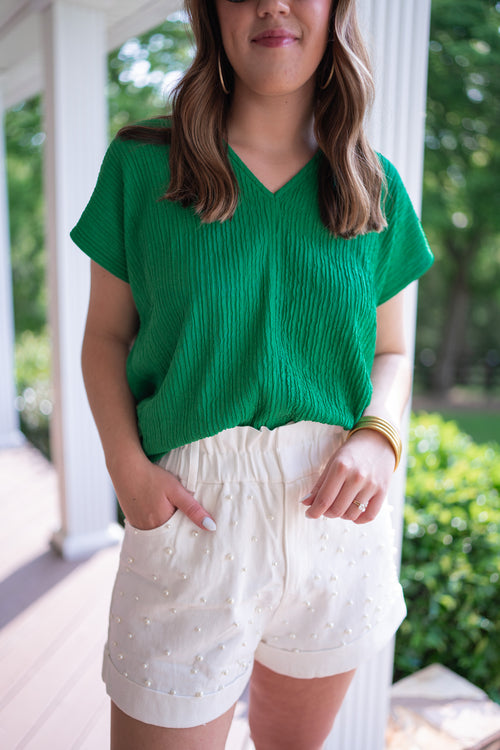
[{"x1": 71, "y1": 121, "x2": 433, "y2": 460}]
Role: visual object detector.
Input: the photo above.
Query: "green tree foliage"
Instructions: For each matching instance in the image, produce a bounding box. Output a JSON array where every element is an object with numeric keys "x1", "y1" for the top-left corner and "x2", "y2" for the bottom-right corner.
[
  {"x1": 417, "y1": 0, "x2": 500, "y2": 394},
  {"x1": 396, "y1": 413, "x2": 500, "y2": 701},
  {"x1": 5, "y1": 97, "x2": 46, "y2": 335},
  {"x1": 107, "y1": 16, "x2": 193, "y2": 137}
]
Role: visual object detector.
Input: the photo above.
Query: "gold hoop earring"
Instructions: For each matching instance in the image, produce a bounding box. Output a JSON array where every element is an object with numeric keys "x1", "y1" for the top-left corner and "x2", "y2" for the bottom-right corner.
[
  {"x1": 218, "y1": 53, "x2": 230, "y2": 95},
  {"x1": 320, "y1": 60, "x2": 335, "y2": 90}
]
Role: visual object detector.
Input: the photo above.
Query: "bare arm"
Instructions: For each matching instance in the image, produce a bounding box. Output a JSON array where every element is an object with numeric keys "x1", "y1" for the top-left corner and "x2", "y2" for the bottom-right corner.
[
  {"x1": 82, "y1": 261, "x2": 215, "y2": 532},
  {"x1": 303, "y1": 289, "x2": 412, "y2": 524}
]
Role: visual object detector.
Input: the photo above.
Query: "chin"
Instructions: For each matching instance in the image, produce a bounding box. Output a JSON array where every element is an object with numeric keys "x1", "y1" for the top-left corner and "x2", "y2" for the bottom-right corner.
[{"x1": 244, "y1": 75, "x2": 311, "y2": 98}]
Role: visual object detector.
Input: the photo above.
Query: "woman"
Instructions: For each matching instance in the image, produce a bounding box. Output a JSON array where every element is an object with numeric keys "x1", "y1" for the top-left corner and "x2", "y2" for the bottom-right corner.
[{"x1": 72, "y1": 0, "x2": 433, "y2": 747}]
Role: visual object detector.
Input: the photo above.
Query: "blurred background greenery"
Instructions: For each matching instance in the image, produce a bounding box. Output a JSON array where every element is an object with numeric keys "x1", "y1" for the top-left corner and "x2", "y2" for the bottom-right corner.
[{"x1": 4, "y1": 0, "x2": 500, "y2": 699}]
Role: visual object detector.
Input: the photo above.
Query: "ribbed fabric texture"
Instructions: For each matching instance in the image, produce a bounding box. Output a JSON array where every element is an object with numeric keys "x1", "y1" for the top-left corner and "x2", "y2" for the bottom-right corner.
[{"x1": 71, "y1": 120, "x2": 434, "y2": 460}]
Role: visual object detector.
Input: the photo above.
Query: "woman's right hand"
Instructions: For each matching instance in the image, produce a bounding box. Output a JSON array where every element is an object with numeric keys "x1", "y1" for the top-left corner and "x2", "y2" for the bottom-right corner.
[
  {"x1": 109, "y1": 453, "x2": 217, "y2": 533},
  {"x1": 82, "y1": 263, "x2": 216, "y2": 533}
]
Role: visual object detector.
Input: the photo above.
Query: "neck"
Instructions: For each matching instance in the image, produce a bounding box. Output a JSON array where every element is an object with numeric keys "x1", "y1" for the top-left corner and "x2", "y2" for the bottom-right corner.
[{"x1": 226, "y1": 80, "x2": 317, "y2": 158}]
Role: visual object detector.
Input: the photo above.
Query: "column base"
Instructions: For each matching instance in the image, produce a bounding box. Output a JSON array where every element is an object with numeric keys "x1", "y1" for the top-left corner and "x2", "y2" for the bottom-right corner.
[
  {"x1": 50, "y1": 522, "x2": 124, "y2": 561},
  {"x1": 0, "y1": 429, "x2": 26, "y2": 450}
]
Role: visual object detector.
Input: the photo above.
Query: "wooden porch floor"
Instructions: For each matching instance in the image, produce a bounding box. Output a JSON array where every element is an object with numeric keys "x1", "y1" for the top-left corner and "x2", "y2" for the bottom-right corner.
[{"x1": 0, "y1": 444, "x2": 252, "y2": 749}]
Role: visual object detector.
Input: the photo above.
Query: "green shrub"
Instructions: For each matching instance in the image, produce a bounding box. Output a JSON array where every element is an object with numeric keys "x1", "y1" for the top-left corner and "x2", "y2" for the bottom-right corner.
[
  {"x1": 395, "y1": 412, "x2": 500, "y2": 701},
  {"x1": 15, "y1": 328, "x2": 52, "y2": 457}
]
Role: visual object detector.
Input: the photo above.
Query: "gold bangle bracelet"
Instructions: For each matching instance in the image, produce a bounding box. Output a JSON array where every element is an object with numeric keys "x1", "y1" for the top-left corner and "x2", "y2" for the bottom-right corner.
[{"x1": 347, "y1": 416, "x2": 402, "y2": 471}]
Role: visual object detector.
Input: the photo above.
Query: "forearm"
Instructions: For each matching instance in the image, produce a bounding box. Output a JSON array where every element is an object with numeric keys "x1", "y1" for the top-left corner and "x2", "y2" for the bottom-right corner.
[
  {"x1": 363, "y1": 352, "x2": 412, "y2": 428},
  {"x1": 81, "y1": 330, "x2": 148, "y2": 476}
]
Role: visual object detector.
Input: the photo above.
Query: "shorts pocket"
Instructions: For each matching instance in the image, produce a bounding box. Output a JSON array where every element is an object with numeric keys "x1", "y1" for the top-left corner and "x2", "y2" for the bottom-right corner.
[{"x1": 124, "y1": 509, "x2": 180, "y2": 538}]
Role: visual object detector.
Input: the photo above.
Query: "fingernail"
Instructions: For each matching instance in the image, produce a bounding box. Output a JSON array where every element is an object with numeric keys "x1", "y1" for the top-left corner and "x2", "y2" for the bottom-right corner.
[
  {"x1": 202, "y1": 517, "x2": 217, "y2": 532},
  {"x1": 301, "y1": 493, "x2": 312, "y2": 504}
]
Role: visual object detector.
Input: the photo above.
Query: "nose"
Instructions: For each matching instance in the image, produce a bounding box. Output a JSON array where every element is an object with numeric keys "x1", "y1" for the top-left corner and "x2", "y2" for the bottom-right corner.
[{"x1": 256, "y1": 0, "x2": 290, "y2": 16}]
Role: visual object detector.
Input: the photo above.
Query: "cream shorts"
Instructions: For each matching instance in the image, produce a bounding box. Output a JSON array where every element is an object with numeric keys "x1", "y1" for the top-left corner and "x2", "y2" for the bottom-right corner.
[{"x1": 102, "y1": 422, "x2": 406, "y2": 728}]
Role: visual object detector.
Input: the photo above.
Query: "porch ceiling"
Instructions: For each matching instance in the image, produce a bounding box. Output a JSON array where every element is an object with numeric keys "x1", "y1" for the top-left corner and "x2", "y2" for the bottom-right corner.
[{"x1": 0, "y1": 0, "x2": 183, "y2": 109}]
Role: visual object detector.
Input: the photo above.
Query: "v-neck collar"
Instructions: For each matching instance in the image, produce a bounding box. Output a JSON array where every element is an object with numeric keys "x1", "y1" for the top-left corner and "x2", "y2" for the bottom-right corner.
[{"x1": 227, "y1": 144, "x2": 321, "y2": 199}]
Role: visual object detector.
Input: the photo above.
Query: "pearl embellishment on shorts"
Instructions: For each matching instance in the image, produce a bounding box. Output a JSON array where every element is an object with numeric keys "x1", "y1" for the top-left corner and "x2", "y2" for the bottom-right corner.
[{"x1": 110, "y1": 436, "x2": 403, "y2": 704}]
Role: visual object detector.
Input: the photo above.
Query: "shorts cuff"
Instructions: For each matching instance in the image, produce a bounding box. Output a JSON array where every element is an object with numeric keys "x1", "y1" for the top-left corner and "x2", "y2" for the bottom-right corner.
[
  {"x1": 254, "y1": 597, "x2": 407, "y2": 679},
  {"x1": 102, "y1": 650, "x2": 252, "y2": 728}
]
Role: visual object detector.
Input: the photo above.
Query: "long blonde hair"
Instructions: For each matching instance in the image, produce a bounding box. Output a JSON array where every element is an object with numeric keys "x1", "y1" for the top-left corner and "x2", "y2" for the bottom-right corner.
[{"x1": 119, "y1": 0, "x2": 387, "y2": 238}]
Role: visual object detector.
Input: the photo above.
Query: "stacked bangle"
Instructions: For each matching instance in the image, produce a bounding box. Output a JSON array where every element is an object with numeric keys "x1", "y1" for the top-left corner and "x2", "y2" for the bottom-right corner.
[{"x1": 347, "y1": 416, "x2": 402, "y2": 471}]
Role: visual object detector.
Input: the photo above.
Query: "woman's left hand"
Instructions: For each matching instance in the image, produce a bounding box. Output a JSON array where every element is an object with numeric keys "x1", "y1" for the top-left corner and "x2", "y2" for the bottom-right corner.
[{"x1": 302, "y1": 429, "x2": 397, "y2": 524}]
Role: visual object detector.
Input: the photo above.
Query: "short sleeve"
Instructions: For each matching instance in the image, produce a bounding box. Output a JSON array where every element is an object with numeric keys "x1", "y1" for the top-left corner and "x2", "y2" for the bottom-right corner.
[
  {"x1": 70, "y1": 138, "x2": 129, "y2": 282},
  {"x1": 375, "y1": 155, "x2": 434, "y2": 305}
]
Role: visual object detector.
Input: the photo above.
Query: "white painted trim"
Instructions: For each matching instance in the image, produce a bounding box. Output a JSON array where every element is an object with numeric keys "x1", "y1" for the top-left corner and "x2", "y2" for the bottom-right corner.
[
  {"x1": 51, "y1": 522, "x2": 124, "y2": 561},
  {"x1": 107, "y1": 0, "x2": 182, "y2": 52},
  {"x1": 0, "y1": 0, "x2": 51, "y2": 42}
]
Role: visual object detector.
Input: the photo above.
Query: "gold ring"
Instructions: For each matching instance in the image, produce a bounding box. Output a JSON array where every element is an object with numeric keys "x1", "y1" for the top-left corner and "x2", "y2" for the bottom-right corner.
[{"x1": 352, "y1": 501, "x2": 367, "y2": 512}]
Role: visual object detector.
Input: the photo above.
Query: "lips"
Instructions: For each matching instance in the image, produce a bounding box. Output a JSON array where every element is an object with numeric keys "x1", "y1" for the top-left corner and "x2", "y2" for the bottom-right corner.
[{"x1": 252, "y1": 28, "x2": 299, "y2": 47}]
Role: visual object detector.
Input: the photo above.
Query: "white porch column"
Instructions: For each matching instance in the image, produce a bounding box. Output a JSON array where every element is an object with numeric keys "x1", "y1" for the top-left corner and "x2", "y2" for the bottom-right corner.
[
  {"x1": 42, "y1": 1, "x2": 122, "y2": 560},
  {"x1": 324, "y1": 2, "x2": 431, "y2": 749},
  {"x1": 0, "y1": 83, "x2": 24, "y2": 449}
]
